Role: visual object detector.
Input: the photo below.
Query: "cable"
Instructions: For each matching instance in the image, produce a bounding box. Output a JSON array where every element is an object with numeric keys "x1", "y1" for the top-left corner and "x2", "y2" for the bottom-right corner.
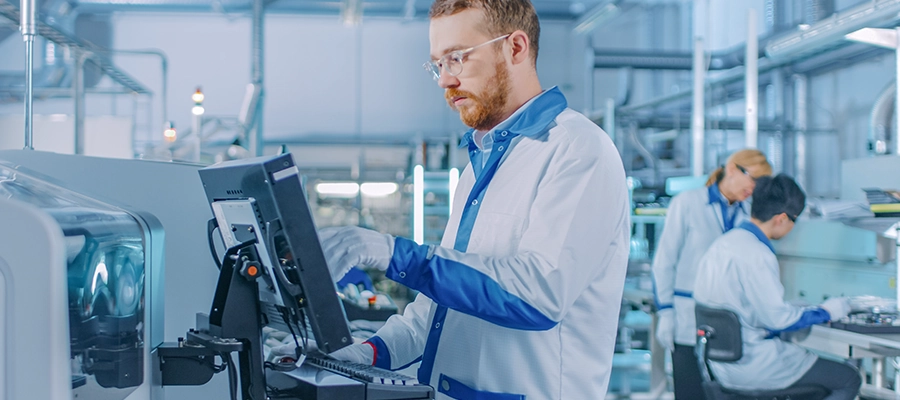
[
  {"x1": 220, "y1": 352, "x2": 238, "y2": 400},
  {"x1": 207, "y1": 218, "x2": 223, "y2": 270},
  {"x1": 280, "y1": 308, "x2": 305, "y2": 360},
  {"x1": 298, "y1": 309, "x2": 311, "y2": 350},
  {"x1": 265, "y1": 221, "x2": 302, "y2": 296}
]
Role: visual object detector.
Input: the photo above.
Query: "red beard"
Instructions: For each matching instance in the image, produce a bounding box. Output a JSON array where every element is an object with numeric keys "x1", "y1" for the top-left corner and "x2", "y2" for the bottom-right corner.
[{"x1": 444, "y1": 60, "x2": 511, "y2": 131}]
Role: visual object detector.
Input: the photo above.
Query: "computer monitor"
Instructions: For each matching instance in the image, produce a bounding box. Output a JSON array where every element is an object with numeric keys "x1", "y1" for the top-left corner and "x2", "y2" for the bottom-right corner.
[{"x1": 198, "y1": 153, "x2": 352, "y2": 354}]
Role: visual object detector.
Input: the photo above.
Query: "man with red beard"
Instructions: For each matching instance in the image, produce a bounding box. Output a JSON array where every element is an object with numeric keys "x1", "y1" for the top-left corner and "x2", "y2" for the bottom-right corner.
[{"x1": 317, "y1": 0, "x2": 630, "y2": 398}]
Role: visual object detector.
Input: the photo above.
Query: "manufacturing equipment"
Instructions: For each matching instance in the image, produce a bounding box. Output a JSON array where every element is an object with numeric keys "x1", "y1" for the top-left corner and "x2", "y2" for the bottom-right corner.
[
  {"x1": 0, "y1": 160, "x2": 162, "y2": 400},
  {"x1": 156, "y1": 154, "x2": 433, "y2": 400}
]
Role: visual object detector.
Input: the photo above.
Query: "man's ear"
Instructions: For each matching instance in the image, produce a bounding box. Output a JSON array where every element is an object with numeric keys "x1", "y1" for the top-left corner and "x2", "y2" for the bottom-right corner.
[
  {"x1": 508, "y1": 30, "x2": 530, "y2": 65},
  {"x1": 778, "y1": 212, "x2": 790, "y2": 226}
]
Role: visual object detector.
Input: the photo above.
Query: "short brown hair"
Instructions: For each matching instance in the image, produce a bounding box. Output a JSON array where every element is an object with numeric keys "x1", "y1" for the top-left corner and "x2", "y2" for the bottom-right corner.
[{"x1": 429, "y1": 0, "x2": 540, "y2": 64}]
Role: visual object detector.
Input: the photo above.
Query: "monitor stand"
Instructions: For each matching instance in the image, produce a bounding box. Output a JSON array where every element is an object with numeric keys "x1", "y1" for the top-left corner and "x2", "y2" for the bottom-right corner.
[{"x1": 158, "y1": 237, "x2": 268, "y2": 400}]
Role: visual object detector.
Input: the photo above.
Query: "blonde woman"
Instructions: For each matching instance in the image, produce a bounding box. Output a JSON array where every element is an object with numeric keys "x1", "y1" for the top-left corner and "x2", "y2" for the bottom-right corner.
[{"x1": 652, "y1": 149, "x2": 773, "y2": 399}]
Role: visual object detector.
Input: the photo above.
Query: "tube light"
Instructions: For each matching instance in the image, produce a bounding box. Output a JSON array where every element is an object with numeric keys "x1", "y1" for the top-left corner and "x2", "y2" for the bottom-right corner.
[
  {"x1": 448, "y1": 168, "x2": 459, "y2": 217},
  {"x1": 413, "y1": 165, "x2": 424, "y2": 244},
  {"x1": 572, "y1": 2, "x2": 619, "y2": 35},
  {"x1": 360, "y1": 182, "x2": 398, "y2": 198},
  {"x1": 315, "y1": 182, "x2": 359, "y2": 197}
]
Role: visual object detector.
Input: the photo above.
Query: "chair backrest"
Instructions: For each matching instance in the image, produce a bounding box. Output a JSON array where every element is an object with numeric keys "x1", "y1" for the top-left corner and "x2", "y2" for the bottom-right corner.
[{"x1": 695, "y1": 304, "x2": 743, "y2": 362}]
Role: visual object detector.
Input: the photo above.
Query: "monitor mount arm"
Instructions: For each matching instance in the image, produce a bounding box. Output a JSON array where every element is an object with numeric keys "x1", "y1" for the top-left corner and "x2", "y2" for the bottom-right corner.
[{"x1": 157, "y1": 237, "x2": 269, "y2": 400}]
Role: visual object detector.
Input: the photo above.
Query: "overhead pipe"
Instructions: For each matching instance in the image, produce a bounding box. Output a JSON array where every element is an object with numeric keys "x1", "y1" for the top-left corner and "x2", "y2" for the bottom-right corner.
[
  {"x1": 100, "y1": 49, "x2": 169, "y2": 135},
  {"x1": 620, "y1": 1, "x2": 899, "y2": 115},
  {"x1": 20, "y1": 0, "x2": 35, "y2": 150},
  {"x1": 73, "y1": 51, "x2": 88, "y2": 155},
  {"x1": 765, "y1": 0, "x2": 900, "y2": 62},
  {"x1": 745, "y1": 8, "x2": 758, "y2": 149},
  {"x1": 593, "y1": 44, "x2": 767, "y2": 71},
  {"x1": 593, "y1": 25, "x2": 783, "y2": 72},
  {"x1": 793, "y1": 74, "x2": 808, "y2": 189},
  {"x1": 869, "y1": 82, "x2": 894, "y2": 156},
  {"x1": 620, "y1": 115, "x2": 781, "y2": 132},
  {"x1": 0, "y1": 38, "x2": 71, "y2": 94},
  {"x1": 895, "y1": 29, "x2": 900, "y2": 156},
  {"x1": 628, "y1": 122, "x2": 658, "y2": 185},
  {"x1": 691, "y1": 37, "x2": 705, "y2": 177},
  {"x1": 250, "y1": 0, "x2": 264, "y2": 156}
]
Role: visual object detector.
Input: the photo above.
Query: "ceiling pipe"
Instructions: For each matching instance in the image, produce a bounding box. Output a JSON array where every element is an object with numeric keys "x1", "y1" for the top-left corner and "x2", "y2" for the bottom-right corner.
[
  {"x1": 869, "y1": 82, "x2": 895, "y2": 156},
  {"x1": 620, "y1": 0, "x2": 900, "y2": 115},
  {"x1": 20, "y1": 0, "x2": 35, "y2": 149},
  {"x1": 765, "y1": 0, "x2": 900, "y2": 62}
]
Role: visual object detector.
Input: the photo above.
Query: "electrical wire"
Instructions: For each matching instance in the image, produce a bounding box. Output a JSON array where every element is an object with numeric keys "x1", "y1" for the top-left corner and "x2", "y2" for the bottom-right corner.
[
  {"x1": 221, "y1": 352, "x2": 238, "y2": 400},
  {"x1": 207, "y1": 218, "x2": 223, "y2": 270},
  {"x1": 281, "y1": 308, "x2": 305, "y2": 358}
]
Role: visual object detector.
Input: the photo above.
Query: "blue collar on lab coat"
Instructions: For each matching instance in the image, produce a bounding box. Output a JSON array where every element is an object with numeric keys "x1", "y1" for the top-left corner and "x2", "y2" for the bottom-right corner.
[
  {"x1": 459, "y1": 86, "x2": 567, "y2": 149},
  {"x1": 707, "y1": 183, "x2": 745, "y2": 212},
  {"x1": 708, "y1": 183, "x2": 746, "y2": 232},
  {"x1": 739, "y1": 221, "x2": 775, "y2": 254}
]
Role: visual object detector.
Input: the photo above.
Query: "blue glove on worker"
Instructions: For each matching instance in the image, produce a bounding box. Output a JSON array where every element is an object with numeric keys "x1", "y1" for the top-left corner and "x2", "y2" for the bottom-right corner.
[
  {"x1": 318, "y1": 226, "x2": 395, "y2": 282},
  {"x1": 655, "y1": 308, "x2": 675, "y2": 352},
  {"x1": 820, "y1": 297, "x2": 852, "y2": 321}
]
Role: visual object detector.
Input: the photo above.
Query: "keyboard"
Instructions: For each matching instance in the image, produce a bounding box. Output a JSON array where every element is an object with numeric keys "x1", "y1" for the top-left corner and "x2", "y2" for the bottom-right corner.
[
  {"x1": 306, "y1": 356, "x2": 419, "y2": 385},
  {"x1": 266, "y1": 356, "x2": 434, "y2": 399}
]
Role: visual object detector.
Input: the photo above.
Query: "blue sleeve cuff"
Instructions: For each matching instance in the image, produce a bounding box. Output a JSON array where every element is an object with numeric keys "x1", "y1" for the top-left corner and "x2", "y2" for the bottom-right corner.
[
  {"x1": 766, "y1": 308, "x2": 831, "y2": 337},
  {"x1": 387, "y1": 237, "x2": 556, "y2": 331},
  {"x1": 364, "y1": 336, "x2": 392, "y2": 370}
]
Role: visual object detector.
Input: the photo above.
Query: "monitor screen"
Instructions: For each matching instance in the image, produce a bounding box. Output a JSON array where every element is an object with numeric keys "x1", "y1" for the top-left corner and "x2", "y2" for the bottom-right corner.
[{"x1": 198, "y1": 154, "x2": 352, "y2": 353}]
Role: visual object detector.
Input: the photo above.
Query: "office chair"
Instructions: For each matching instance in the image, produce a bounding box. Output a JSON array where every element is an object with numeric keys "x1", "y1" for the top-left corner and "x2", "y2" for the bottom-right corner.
[{"x1": 694, "y1": 304, "x2": 829, "y2": 400}]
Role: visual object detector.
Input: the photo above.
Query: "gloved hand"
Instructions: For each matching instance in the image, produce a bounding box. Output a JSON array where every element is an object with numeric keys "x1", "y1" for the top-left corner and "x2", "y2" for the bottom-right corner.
[
  {"x1": 268, "y1": 337, "x2": 374, "y2": 365},
  {"x1": 655, "y1": 308, "x2": 675, "y2": 352},
  {"x1": 319, "y1": 226, "x2": 395, "y2": 282},
  {"x1": 328, "y1": 343, "x2": 375, "y2": 365},
  {"x1": 820, "y1": 297, "x2": 852, "y2": 321}
]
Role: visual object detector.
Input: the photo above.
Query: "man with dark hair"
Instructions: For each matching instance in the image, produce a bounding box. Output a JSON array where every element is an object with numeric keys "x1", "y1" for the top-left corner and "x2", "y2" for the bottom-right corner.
[
  {"x1": 315, "y1": 0, "x2": 631, "y2": 398},
  {"x1": 693, "y1": 174, "x2": 861, "y2": 399}
]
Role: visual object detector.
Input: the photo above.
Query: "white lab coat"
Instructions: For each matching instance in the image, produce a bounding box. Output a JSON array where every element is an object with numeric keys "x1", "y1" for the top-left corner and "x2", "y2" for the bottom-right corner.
[
  {"x1": 367, "y1": 88, "x2": 630, "y2": 399},
  {"x1": 693, "y1": 223, "x2": 818, "y2": 390},
  {"x1": 652, "y1": 185, "x2": 748, "y2": 345}
]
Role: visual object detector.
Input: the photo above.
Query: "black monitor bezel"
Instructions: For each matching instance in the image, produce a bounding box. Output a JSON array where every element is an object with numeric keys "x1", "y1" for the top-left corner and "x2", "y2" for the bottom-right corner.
[{"x1": 199, "y1": 154, "x2": 352, "y2": 353}]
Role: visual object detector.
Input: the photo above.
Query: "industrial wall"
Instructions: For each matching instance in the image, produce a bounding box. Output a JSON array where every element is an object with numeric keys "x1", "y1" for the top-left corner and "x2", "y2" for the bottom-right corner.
[{"x1": 0, "y1": 0, "x2": 898, "y2": 198}]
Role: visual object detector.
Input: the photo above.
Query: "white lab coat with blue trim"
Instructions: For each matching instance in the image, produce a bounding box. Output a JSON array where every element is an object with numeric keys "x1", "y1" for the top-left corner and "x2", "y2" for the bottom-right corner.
[
  {"x1": 651, "y1": 185, "x2": 748, "y2": 345},
  {"x1": 364, "y1": 87, "x2": 630, "y2": 399},
  {"x1": 693, "y1": 223, "x2": 818, "y2": 390}
]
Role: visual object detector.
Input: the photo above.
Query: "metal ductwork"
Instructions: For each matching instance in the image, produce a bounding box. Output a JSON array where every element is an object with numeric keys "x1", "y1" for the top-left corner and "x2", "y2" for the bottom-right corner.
[
  {"x1": 803, "y1": 0, "x2": 834, "y2": 26},
  {"x1": 0, "y1": 0, "x2": 149, "y2": 98},
  {"x1": 765, "y1": 0, "x2": 900, "y2": 62},
  {"x1": 593, "y1": 45, "x2": 765, "y2": 71},
  {"x1": 73, "y1": 0, "x2": 252, "y2": 12}
]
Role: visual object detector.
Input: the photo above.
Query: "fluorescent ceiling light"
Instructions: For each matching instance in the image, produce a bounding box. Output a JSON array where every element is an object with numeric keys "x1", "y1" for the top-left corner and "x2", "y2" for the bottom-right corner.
[
  {"x1": 341, "y1": 0, "x2": 363, "y2": 26},
  {"x1": 360, "y1": 182, "x2": 399, "y2": 197},
  {"x1": 448, "y1": 168, "x2": 459, "y2": 217},
  {"x1": 573, "y1": 2, "x2": 619, "y2": 35},
  {"x1": 845, "y1": 27, "x2": 898, "y2": 49},
  {"x1": 316, "y1": 182, "x2": 359, "y2": 197},
  {"x1": 413, "y1": 165, "x2": 424, "y2": 244}
]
